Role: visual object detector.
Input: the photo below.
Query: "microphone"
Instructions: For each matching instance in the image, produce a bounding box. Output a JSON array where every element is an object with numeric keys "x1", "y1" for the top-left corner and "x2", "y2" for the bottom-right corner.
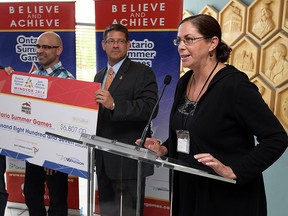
[{"x1": 137, "y1": 75, "x2": 172, "y2": 150}]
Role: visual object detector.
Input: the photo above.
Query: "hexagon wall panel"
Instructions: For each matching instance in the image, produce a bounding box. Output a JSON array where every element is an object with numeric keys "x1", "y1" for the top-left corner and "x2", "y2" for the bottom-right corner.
[
  {"x1": 231, "y1": 36, "x2": 260, "y2": 79},
  {"x1": 260, "y1": 32, "x2": 288, "y2": 87},
  {"x1": 251, "y1": 76, "x2": 275, "y2": 110},
  {"x1": 274, "y1": 85, "x2": 288, "y2": 131},
  {"x1": 219, "y1": 0, "x2": 247, "y2": 46},
  {"x1": 200, "y1": 5, "x2": 219, "y2": 21},
  {"x1": 247, "y1": 0, "x2": 284, "y2": 45}
]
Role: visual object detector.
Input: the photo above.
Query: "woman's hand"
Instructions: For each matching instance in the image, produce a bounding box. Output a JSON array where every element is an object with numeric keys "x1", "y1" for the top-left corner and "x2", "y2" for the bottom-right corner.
[
  {"x1": 194, "y1": 153, "x2": 237, "y2": 179},
  {"x1": 135, "y1": 138, "x2": 168, "y2": 156}
]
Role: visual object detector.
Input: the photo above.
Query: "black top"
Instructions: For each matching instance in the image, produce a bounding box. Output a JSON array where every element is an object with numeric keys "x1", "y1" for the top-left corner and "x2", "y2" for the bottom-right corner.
[{"x1": 163, "y1": 65, "x2": 288, "y2": 216}]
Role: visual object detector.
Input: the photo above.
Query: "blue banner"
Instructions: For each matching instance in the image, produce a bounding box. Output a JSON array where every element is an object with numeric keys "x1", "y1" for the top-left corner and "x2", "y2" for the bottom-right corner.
[{"x1": 0, "y1": 2, "x2": 76, "y2": 77}]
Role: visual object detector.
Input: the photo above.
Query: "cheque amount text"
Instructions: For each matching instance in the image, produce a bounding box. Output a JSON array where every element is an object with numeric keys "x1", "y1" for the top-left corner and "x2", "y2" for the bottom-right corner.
[{"x1": 59, "y1": 123, "x2": 87, "y2": 134}]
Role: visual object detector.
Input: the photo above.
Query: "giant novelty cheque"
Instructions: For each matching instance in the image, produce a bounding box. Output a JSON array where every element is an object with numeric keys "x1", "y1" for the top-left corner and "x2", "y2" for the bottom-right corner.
[{"x1": 0, "y1": 70, "x2": 99, "y2": 178}]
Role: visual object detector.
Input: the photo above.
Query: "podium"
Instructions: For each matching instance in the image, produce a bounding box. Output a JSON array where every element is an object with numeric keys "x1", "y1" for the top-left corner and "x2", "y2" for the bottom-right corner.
[{"x1": 79, "y1": 133, "x2": 236, "y2": 216}]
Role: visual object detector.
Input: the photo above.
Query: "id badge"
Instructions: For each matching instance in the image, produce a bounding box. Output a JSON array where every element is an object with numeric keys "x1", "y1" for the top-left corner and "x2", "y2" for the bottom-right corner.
[{"x1": 176, "y1": 130, "x2": 190, "y2": 154}]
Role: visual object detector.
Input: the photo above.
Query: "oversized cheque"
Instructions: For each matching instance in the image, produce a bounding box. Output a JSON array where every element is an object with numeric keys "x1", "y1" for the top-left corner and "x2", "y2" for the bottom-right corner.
[{"x1": 0, "y1": 70, "x2": 99, "y2": 178}]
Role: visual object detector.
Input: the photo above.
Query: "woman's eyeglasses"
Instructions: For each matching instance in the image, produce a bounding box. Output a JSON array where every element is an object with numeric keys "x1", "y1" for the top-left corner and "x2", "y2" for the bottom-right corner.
[{"x1": 173, "y1": 36, "x2": 210, "y2": 46}]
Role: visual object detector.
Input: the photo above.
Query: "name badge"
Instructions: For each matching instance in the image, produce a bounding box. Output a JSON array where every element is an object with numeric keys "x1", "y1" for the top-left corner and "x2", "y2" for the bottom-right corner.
[{"x1": 176, "y1": 130, "x2": 190, "y2": 154}]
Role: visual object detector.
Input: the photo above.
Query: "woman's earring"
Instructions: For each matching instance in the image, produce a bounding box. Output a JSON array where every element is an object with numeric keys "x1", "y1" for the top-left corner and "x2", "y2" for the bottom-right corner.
[{"x1": 209, "y1": 51, "x2": 213, "y2": 57}]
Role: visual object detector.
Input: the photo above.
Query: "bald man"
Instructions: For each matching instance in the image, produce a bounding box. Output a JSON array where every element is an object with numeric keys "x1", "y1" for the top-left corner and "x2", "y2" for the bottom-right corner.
[{"x1": 23, "y1": 32, "x2": 74, "y2": 216}]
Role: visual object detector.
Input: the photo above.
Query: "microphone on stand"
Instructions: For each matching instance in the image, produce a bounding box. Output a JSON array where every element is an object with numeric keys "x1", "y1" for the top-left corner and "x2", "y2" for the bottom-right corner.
[{"x1": 137, "y1": 75, "x2": 172, "y2": 150}]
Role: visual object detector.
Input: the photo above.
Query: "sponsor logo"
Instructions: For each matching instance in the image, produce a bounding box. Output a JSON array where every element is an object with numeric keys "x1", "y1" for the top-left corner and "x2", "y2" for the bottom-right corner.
[{"x1": 21, "y1": 101, "x2": 31, "y2": 114}]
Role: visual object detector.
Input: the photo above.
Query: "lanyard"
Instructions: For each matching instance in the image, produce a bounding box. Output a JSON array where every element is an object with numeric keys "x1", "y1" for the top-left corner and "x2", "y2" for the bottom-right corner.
[{"x1": 183, "y1": 61, "x2": 219, "y2": 127}]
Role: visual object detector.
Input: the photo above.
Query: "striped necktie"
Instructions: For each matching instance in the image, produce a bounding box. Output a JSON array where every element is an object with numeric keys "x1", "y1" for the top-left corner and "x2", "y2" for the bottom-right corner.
[{"x1": 104, "y1": 67, "x2": 114, "y2": 90}]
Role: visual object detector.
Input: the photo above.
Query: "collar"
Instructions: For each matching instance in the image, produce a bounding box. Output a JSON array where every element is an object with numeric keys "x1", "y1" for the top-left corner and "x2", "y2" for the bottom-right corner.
[
  {"x1": 107, "y1": 57, "x2": 127, "y2": 75},
  {"x1": 39, "y1": 62, "x2": 62, "y2": 75}
]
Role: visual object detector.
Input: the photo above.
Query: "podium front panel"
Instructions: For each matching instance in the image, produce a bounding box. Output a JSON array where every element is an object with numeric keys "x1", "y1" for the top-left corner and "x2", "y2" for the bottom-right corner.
[{"x1": 80, "y1": 134, "x2": 236, "y2": 216}]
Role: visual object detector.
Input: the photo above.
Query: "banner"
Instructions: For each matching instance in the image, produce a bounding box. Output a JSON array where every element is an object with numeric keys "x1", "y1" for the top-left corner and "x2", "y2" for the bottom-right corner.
[
  {"x1": 0, "y1": 1, "x2": 77, "y2": 210},
  {"x1": 95, "y1": 0, "x2": 182, "y2": 139},
  {"x1": 95, "y1": 0, "x2": 183, "y2": 215},
  {"x1": 5, "y1": 157, "x2": 80, "y2": 213},
  {"x1": 0, "y1": 1, "x2": 76, "y2": 77}
]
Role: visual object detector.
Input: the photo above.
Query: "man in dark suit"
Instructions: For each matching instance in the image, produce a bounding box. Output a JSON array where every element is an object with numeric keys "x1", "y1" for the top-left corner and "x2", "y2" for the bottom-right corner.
[{"x1": 94, "y1": 24, "x2": 158, "y2": 216}]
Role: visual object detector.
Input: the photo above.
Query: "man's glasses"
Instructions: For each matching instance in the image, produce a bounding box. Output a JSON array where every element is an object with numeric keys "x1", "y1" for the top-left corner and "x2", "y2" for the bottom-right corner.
[
  {"x1": 35, "y1": 44, "x2": 59, "y2": 50},
  {"x1": 105, "y1": 39, "x2": 127, "y2": 45},
  {"x1": 173, "y1": 36, "x2": 209, "y2": 46}
]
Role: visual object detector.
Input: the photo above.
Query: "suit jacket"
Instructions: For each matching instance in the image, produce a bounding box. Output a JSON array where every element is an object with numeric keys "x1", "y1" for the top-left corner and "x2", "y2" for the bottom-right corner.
[{"x1": 94, "y1": 57, "x2": 158, "y2": 179}]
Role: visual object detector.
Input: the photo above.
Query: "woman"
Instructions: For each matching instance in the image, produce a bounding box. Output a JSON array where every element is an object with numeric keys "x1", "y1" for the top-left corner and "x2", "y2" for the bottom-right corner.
[{"x1": 136, "y1": 14, "x2": 287, "y2": 216}]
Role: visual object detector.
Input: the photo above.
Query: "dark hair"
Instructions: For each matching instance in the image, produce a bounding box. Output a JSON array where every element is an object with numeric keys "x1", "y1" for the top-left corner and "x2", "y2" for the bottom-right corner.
[
  {"x1": 103, "y1": 24, "x2": 129, "y2": 41},
  {"x1": 179, "y1": 14, "x2": 232, "y2": 63}
]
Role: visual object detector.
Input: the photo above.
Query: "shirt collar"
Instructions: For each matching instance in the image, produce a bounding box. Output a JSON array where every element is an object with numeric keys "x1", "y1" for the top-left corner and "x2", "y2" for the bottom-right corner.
[
  {"x1": 107, "y1": 57, "x2": 126, "y2": 75},
  {"x1": 39, "y1": 62, "x2": 62, "y2": 75}
]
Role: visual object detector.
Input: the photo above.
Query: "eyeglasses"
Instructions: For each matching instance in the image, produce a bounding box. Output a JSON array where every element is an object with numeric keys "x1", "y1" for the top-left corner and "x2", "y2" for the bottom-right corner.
[
  {"x1": 35, "y1": 44, "x2": 59, "y2": 50},
  {"x1": 173, "y1": 36, "x2": 209, "y2": 46},
  {"x1": 105, "y1": 39, "x2": 127, "y2": 45}
]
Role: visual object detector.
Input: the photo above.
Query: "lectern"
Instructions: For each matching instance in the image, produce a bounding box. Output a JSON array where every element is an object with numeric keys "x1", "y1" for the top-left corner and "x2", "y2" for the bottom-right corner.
[{"x1": 80, "y1": 134, "x2": 236, "y2": 216}]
